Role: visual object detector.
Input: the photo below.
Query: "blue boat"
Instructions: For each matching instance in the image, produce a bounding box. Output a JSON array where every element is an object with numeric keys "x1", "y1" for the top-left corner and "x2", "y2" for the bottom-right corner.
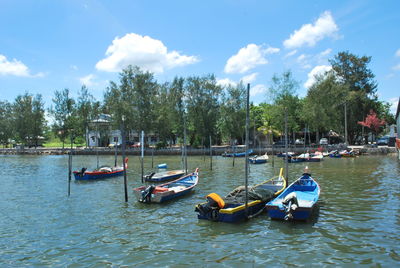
[
  {"x1": 265, "y1": 170, "x2": 320, "y2": 221},
  {"x1": 73, "y1": 158, "x2": 128, "y2": 180},
  {"x1": 222, "y1": 149, "x2": 253, "y2": 157},
  {"x1": 195, "y1": 168, "x2": 286, "y2": 223},
  {"x1": 157, "y1": 163, "x2": 168, "y2": 169},
  {"x1": 144, "y1": 169, "x2": 185, "y2": 182},
  {"x1": 133, "y1": 168, "x2": 199, "y2": 203},
  {"x1": 248, "y1": 153, "x2": 268, "y2": 164}
]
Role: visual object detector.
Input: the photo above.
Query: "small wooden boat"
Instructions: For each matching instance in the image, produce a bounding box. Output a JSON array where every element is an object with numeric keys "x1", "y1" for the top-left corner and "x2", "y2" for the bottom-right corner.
[
  {"x1": 249, "y1": 153, "x2": 269, "y2": 164},
  {"x1": 73, "y1": 158, "x2": 128, "y2": 180},
  {"x1": 222, "y1": 149, "x2": 253, "y2": 157},
  {"x1": 195, "y1": 168, "x2": 286, "y2": 223},
  {"x1": 144, "y1": 169, "x2": 185, "y2": 182},
  {"x1": 133, "y1": 168, "x2": 199, "y2": 203},
  {"x1": 265, "y1": 169, "x2": 320, "y2": 221}
]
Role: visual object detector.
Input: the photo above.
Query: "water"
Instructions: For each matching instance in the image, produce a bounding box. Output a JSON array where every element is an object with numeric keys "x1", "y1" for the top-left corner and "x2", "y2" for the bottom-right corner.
[{"x1": 0, "y1": 154, "x2": 399, "y2": 267}]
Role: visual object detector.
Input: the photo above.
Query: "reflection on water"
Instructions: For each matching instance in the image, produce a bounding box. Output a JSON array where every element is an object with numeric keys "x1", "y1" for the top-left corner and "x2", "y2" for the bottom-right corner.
[{"x1": 0, "y1": 154, "x2": 399, "y2": 266}]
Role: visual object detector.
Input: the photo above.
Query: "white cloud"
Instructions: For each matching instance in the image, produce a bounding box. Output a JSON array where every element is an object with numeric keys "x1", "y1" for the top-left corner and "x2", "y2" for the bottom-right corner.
[
  {"x1": 395, "y1": 49, "x2": 400, "y2": 57},
  {"x1": 96, "y1": 33, "x2": 199, "y2": 73},
  {"x1": 216, "y1": 78, "x2": 237, "y2": 87},
  {"x1": 393, "y1": 64, "x2": 400, "y2": 71},
  {"x1": 283, "y1": 11, "x2": 339, "y2": 49},
  {"x1": 80, "y1": 74, "x2": 97, "y2": 86},
  {"x1": 250, "y1": 84, "x2": 267, "y2": 96},
  {"x1": 304, "y1": 65, "x2": 332, "y2": 88},
  {"x1": 241, "y1": 73, "x2": 258, "y2": 84},
  {"x1": 0, "y1": 54, "x2": 31, "y2": 77},
  {"x1": 285, "y1": 50, "x2": 297, "y2": 58},
  {"x1": 389, "y1": 97, "x2": 398, "y2": 115},
  {"x1": 71, "y1": 65, "x2": 78, "y2": 71},
  {"x1": 297, "y1": 54, "x2": 311, "y2": 69},
  {"x1": 224, "y1": 44, "x2": 279, "y2": 74},
  {"x1": 319, "y1": 48, "x2": 332, "y2": 57}
]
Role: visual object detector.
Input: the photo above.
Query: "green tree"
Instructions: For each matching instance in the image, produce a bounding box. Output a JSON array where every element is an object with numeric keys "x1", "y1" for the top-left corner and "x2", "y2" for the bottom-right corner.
[
  {"x1": 329, "y1": 51, "x2": 379, "y2": 144},
  {"x1": 49, "y1": 89, "x2": 76, "y2": 148},
  {"x1": 218, "y1": 83, "x2": 246, "y2": 144},
  {"x1": 185, "y1": 74, "x2": 222, "y2": 147},
  {"x1": 31, "y1": 94, "x2": 46, "y2": 147},
  {"x1": 267, "y1": 71, "x2": 302, "y2": 141},
  {"x1": 76, "y1": 85, "x2": 95, "y2": 147},
  {"x1": 0, "y1": 100, "x2": 14, "y2": 147},
  {"x1": 104, "y1": 66, "x2": 159, "y2": 142},
  {"x1": 13, "y1": 93, "x2": 46, "y2": 147}
]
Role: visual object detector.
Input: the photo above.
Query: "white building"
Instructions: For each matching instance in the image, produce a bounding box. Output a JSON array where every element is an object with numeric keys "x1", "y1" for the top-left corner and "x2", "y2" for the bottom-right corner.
[{"x1": 86, "y1": 114, "x2": 159, "y2": 147}]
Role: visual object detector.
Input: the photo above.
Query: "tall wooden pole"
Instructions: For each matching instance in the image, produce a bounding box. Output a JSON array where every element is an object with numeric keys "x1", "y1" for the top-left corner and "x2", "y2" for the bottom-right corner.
[
  {"x1": 344, "y1": 102, "x2": 348, "y2": 146},
  {"x1": 151, "y1": 148, "x2": 154, "y2": 168},
  {"x1": 68, "y1": 134, "x2": 72, "y2": 197},
  {"x1": 209, "y1": 135, "x2": 213, "y2": 170},
  {"x1": 141, "y1": 130, "x2": 144, "y2": 183},
  {"x1": 245, "y1": 83, "x2": 250, "y2": 218},
  {"x1": 232, "y1": 140, "x2": 235, "y2": 167},
  {"x1": 284, "y1": 108, "x2": 289, "y2": 186},
  {"x1": 184, "y1": 118, "x2": 188, "y2": 174},
  {"x1": 121, "y1": 117, "x2": 128, "y2": 202},
  {"x1": 96, "y1": 124, "x2": 99, "y2": 169},
  {"x1": 114, "y1": 140, "x2": 117, "y2": 167}
]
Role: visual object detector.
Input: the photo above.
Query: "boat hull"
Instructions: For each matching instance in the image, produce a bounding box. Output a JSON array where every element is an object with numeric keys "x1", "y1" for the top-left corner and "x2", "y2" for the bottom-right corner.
[
  {"x1": 265, "y1": 173, "x2": 320, "y2": 221},
  {"x1": 249, "y1": 158, "x2": 267, "y2": 164},
  {"x1": 195, "y1": 169, "x2": 286, "y2": 223},
  {"x1": 73, "y1": 169, "x2": 124, "y2": 180},
  {"x1": 145, "y1": 170, "x2": 185, "y2": 182},
  {"x1": 133, "y1": 169, "x2": 199, "y2": 203}
]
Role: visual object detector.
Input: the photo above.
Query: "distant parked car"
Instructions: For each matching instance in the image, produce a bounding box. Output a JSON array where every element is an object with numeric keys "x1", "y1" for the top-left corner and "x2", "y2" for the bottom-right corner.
[
  {"x1": 273, "y1": 139, "x2": 293, "y2": 147},
  {"x1": 319, "y1": 138, "x2": 328, "y2": 145},
  {"x1": 376, "y1": 136, "x2": 389, "y2": 145}
]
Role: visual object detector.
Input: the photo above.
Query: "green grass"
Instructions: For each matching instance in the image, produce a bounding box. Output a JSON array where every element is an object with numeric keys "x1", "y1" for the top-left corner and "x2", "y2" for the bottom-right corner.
[{"x1": 43, "y1": 138, "x2": 85, "y2": 148}]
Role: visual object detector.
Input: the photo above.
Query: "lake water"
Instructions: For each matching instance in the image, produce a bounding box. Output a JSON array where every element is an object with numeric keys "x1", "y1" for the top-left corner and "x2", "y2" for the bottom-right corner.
[{"x1": 1, "y1": 154, "x2": 399, "y2": 267}]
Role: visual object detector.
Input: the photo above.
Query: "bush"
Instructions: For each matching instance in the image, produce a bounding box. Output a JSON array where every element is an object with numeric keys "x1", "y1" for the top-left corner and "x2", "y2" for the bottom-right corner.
[{"x1": 156, "y1": 141, "x2": 167, "y2": 149}]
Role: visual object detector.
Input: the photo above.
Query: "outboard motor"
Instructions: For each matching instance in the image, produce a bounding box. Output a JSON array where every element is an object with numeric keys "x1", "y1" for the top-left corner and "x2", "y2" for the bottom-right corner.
[
  {"x1": 144, "y1": 172, "x2": 156, "y2": 181},
  {"x1": 78, "y1": 167, "x2": 87, "y2": 177},
  {"x1": 140, "y1": 185, "x2": 155, "y2": 203},
  {"x1": 282, "y1": 192, "x2": 299, "y2": 220}
]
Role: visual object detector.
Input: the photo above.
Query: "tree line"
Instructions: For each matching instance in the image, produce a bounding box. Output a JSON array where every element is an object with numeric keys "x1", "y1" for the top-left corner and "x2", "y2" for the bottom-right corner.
[{"x1": 0, "y1": 51, "x2": 394, "y2": 148}]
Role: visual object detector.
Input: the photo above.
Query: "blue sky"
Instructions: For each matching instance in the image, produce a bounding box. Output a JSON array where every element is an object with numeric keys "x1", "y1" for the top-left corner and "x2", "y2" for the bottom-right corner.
[{"x1": 1, "y1": 0, "x2": 399, "y2": 113}]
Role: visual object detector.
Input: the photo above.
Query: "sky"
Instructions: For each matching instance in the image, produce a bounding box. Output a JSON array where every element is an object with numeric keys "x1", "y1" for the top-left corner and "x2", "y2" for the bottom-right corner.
[{"x1": 1, "y1": 0, "x2": 399, "y2": 114}]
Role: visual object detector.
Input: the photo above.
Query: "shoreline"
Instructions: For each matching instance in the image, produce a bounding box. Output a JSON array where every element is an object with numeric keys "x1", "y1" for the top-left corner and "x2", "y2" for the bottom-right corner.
[{"x1": 0, "y1": 145, "x2": 397, "y2": 156}]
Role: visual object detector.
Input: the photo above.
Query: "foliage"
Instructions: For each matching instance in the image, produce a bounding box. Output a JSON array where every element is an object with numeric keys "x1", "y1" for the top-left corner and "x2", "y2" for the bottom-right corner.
[
  {"x1": 13, "y1": 93, "x2": 46, "y2": 147},
  {"x1": 49, "y1": 89, "x2": 76, "y2": 148},
  {"x1": 358, "y1": 110, "x2": 385, "y2": 132},
  {"x1": 218, "y1": 83, "x2": 246, "y2": 144},
  {"x1": 185, "y1": 74, "x2": 222, "y2": 146},
  {"x1": 0, "y1": 100, "x2": 14, "y2": 146}
]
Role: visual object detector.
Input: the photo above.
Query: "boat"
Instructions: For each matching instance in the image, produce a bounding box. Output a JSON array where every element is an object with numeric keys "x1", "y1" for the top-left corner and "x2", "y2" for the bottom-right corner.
[
  {"x1": 144, "y1": 169, "x2": 185, "y2": 182},
  {"x1": 276, "y1": 152, "x2": 297, "y2": 158},
  {"x1": 265, "y1": 168, "x2": 320, "y2": 221},
  {"x1": 249, "y1": 153, "x2": 269, "y2": 164},
  {"x1": 133, "y1": 168, "x2": 199, "y2": 203},
  {"x1": 157, "y1": 163, "x2": 168, "y2": 169},
  {"x1": 328, "y1": 150, "x2": 341, "y2": 158},
  {"x1": 222, "y1": 149, "x2": 253, "y2": 157},
  {"x1": 288, "y1": 153, "x2": 323, "y2": 163},
  {"x1": 340, "y1": 149, "x2": 356, "y2": 157},
  {"x1": 73, "y1": 158, "x2": 128, "y2": 180},
  {"x1": 195, "y1": 168, "x2": 286, "y2": 223}
]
